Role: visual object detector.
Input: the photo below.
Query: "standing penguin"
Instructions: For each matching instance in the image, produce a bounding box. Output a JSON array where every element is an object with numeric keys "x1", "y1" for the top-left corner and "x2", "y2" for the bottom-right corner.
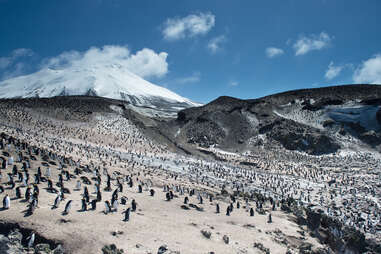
[
  {"x1": 123, "y1": 207, "x2": 131, "y2": 221},
  {"x1": 250, "y1": 207, "x2": 255, "y2": 217},
  {"x1": 81, "y1": 198, "x2": 87, "y2": 211},
  {"x1": 63, "y1": 200, "x2": 72, "y2": 215},
  {"x1": 75, "y1": 180, "x2": 81, "y2": 191},
  {"x1": 3, "y1": 194, "x2": 10, "y2": 209},
  {"x1": 104, "y1": 201, "x2": 111, "y2": 214},
  {"x1": 226, "y1": 206, "x2": 230, "y2": 216},
  {"x1": 216, "y1": 203, "x2": 220, "y2": 214},
  {"x1": 131, "y1": 199, "x2": 137, "y2": 212},
  {"x1": 91, "y1": 199, "x2": 97, "y2": 210},
  {"x1": 268, "y1": 213, "x2": 272, "y2": 223},
  {"x1": 15, "y1": 186, "x2": 21, "y2": 199},
  {"x1": 27, "y1": 232, "x2": 35, "y2": 248},
  {"x1": 112, "y1": 199, "x2": 118, "y2": 212},
  {"x1": 150, "y1": 189, "x2": 155, "y2": 197},
  {"x1": 53, "y1": 195, "x2": 61, "y2": 209}
]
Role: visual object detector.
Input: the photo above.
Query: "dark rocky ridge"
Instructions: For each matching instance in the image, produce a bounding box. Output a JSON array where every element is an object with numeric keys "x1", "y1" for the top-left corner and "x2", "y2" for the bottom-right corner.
[{"x1": 173, "y1": 84, "x2": 381, "y2": 155}]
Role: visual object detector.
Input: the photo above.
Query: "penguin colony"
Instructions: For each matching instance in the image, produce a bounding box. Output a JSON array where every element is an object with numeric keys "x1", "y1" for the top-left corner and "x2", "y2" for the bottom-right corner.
[{"x1": 0, "y1": 99, "x2": 380, "y2": 253}]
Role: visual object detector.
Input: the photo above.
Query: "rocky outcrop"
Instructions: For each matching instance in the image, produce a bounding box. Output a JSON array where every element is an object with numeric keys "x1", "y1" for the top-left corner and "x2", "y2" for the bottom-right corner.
[
  {"x1": 0, "y1": 221, "x2": 63, "y2": 254},
  {"x1": 304, "y1": 208, "x2": 381, "y2": 254}
]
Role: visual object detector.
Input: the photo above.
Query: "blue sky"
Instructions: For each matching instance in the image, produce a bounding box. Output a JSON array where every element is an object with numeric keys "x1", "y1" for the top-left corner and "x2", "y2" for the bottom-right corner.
[{"x1": 1, "y1": 0, "x2": 381, "y2": 103}]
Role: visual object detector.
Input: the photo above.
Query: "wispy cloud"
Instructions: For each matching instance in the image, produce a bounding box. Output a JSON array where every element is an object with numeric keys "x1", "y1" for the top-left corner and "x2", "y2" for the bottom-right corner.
[
  {"x1": 162, "y1": 12, "x2": 215, "y2": 41},
  {"x1": 174, "y1": 71, "x2": 201, "y2": 85},
  {"x1": 207, "y1": 35, "x2": 226, "y2": 54},
  {"x1": 353, "y1": 54, "x2": 381, "y2": 84},
  {"x1": 0, "y1": 48, "x2": 34, "y2": 69},
  {"x1": 229, "y1": 80, "x2": 239, "y2": 87},
  {"x1": 293, "y1": 32, "x2": 332, "y2": 56},
  {"x1": 265, "y1": 47, "x2": 284, "y2": 58},
  {"x1": 325, "y1": 61, "x2": 344, "y2": 80}
]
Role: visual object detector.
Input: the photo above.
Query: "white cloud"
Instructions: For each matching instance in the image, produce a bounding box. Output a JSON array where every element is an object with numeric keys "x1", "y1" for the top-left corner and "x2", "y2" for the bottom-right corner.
[
  {"x1": 325, "y1": 61, "x2": 343, "y2": 80},
  {"x1": 265, "y1": 47, "x2": 284, "y2": 58},
  {"x1": 162, "y1": 12, "x2": 215, "y2": 41},
  {"x1": 353, "y1": 54, "x2": 381, "y2": 84},
  {"x1": 43, "y1": 45, "x2": 168, "y2": 79},
  {"x1": 207, "y1": 35, "x2": 226, "y2": 54},
  {"x1": 293, "y1": 32, "x2": 332, "y2": 56},
  {"x1": 0, "y1": 48, "x2": 34, "y2": 69},
  {"x1": 229, "y1": 81, "x2": 239, "y2": 87},
  {"x1": 175, "y1": 72, "x2": 201, "y2": 85}
]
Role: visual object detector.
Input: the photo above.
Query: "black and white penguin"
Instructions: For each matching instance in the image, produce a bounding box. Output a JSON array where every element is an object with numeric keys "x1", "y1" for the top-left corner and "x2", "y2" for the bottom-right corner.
[
  {"x1": 3, "y1": 194, "x2": 10, "y2": 209},
  {"x1": 15, "y1": 186, "x2": 21, "y2": 199},
  {"x1": 81, "y1": 198, "x2": 87, "y2": 211},
  {"x1": 123, "y1": 207, "x2": 131, "y2": 221},
  {"x1": 63, "y1": 200, "x2": 72, "y2": 215},
  {"x1": 27, "y1": 232, "x2": 35, "y2": 248},
  {"x1": 52, "y1": 195, "x2": 61, "y2": 209},
  {"x1": 112, "y1": 199, "x2": 118, "y2": 212},
  {"x1": 91, "y1": 199, "x2": 97, "y2": 210},
  {"x1": 104, "y1": 201, "x2": 111, "y2": 214},
  {"x1": 268, "y1": 213, "x2": 272, "y2": 223},
  {"x1": 250, "y1": 207, "x2": 254, "y2": 217},
  {"x1": 131, "y1": 199, "x2": 137, "y2": 212}
]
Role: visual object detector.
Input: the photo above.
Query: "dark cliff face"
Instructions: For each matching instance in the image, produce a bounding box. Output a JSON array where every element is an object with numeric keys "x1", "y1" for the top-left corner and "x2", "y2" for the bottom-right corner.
[{"x1": 174, "y1": 84, "x2": 381, "y2": 155}]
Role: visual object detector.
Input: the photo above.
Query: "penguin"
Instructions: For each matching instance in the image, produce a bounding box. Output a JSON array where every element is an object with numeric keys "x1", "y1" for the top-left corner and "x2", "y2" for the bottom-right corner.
[
  {"x1": 47, "y1": 179, "x2": 53, "y2": 189},
  {"x1": 91, "y1": 199, "x2": 97, "y2": 210},
  {"x1": 52, "y1": 195, "x2": 61, "y2": 209},
  {"x1": 15, "y1": 186, "x2": 21, "y2": 199},
  {"x1": 184, "y1": 196, "x2": 189, "y2": 204},
  {"x1": 25, "y1": 187, "x2": 31, "y2": 201},
  {"x1": 268, "y1": 213, "x2": 272, "y2": 223},
  {"x1": 166, "y1": 192, "x2": 171, "y2": 201},
  {"x1": 75, "y1": 180, "x2": 81, "y2": 191},
  {"x1": 226, "y1": 206, "x2": 230, "y2": 216},
  {"x1": 250, "y1": 207, "x2": 255, "y2": 217},
  {"x1": 81, "y1": 198, "x2": 87, "y2": 211},
  {"x1": 104, "y1": 201, "x2": 111, "y2": 214},
  {"x1": 27, "y1": 232, "x2": 35, "y2": 248},
  {"x1": 45, "y1": 167, "x2": 51, "y2": 177},
  {"x1": 150, "y1": 189, "x2": 155, "y2": 197},
  {"x1": 112, "y1": 199, "x2": 118, "y2": 212},
  {"x1": 3, "y1": 194, "x2": 10, "y2": 209},
  {"x1": 63, "y1": 200, "x2": 72, "y2": 215},
  {"x1": 216, "y1": 203, "x2": 220, "y2": 214},
  {"x1": 121, "y1": 196, "x2": 127, "y2": 205},
  {"x1": 131, "y1": 199, "x2": 137, "y2": 212},
  {"x1": 97, "y1": 190, "x2": 102, "y2": 202},
  {"x1": 138, "y1": 184, "x2": 142, "y2": 193},
  {"x1": 123, "y1": 207, "x2": 131, "y2": 221}
]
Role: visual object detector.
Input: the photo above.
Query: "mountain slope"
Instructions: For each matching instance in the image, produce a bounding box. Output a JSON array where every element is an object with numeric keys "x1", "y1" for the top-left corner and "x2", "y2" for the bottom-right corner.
[
  {"x1": 166, "y1": 84, "x2": 381, "y2": 155},
  {"x1": 0, "y1": 63, "x2": 201, "y2": 116}
]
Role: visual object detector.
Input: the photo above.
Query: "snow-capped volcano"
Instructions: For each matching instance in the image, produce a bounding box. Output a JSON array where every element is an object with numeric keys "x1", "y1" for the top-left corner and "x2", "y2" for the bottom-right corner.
[{"x1": 0, "y1": 63, "x2": 201, "y2": 115}]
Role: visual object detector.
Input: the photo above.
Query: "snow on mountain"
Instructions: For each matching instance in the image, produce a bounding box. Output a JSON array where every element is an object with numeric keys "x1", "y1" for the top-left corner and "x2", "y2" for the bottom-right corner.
[{"x1": 0, "y1": 62, "x2": 201, "y2": 115}]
